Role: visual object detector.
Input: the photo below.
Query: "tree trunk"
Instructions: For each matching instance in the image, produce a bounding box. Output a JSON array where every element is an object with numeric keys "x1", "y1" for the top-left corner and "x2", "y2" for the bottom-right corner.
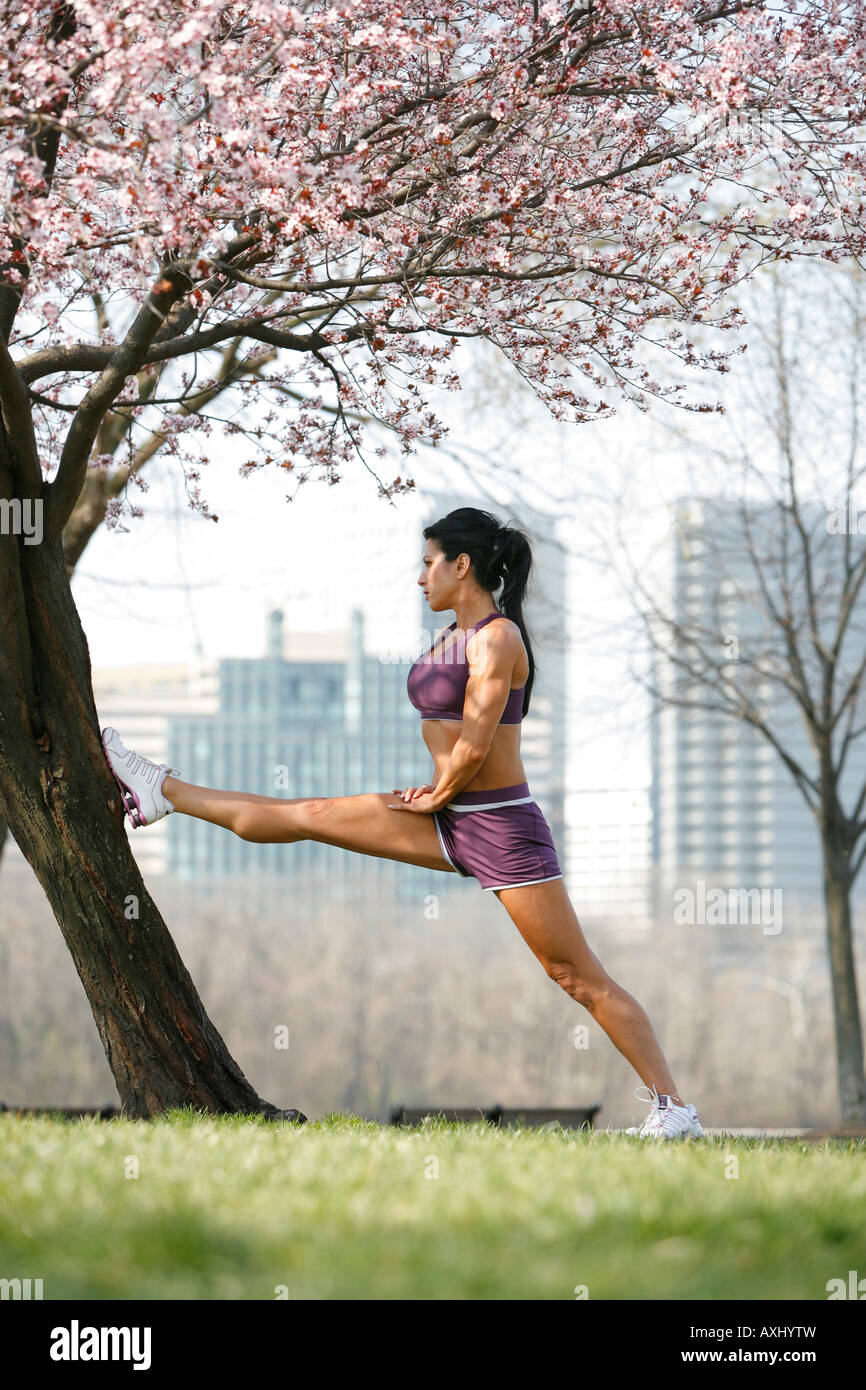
[
  {"x1": 820, "y1": 832, "x2": 866, "y2": 1125},
  {"x1": 0, "y1": 503, "x2": 304, "y2": 1122}
]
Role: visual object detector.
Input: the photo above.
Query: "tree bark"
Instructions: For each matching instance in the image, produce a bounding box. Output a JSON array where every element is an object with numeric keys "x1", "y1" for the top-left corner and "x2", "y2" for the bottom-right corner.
[
  {"x1": 820, "y1": 830, "x2": 866, "y2": 1125},
  {"x1": 0, "y1": 499, "x2": 304, "y2": 1121}
]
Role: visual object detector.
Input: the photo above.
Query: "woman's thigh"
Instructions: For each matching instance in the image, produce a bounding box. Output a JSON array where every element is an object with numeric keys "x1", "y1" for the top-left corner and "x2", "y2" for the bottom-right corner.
[
  {"x1": 493, "y1": 877, "x2": 609, "y2": 987},
  {"x1": 292, "y1": 791, "x2": 458, "y2": 873}
]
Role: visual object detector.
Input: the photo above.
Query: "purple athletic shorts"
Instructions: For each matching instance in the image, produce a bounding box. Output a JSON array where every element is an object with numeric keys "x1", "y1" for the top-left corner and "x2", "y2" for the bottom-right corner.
[{"x1": 432, "y1": 781, "x2": 563, "y2": 891}]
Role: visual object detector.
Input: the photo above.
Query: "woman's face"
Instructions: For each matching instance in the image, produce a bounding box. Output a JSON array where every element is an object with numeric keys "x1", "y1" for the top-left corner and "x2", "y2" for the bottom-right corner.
[{"x1": 418, "y1": 538, "x2": 464, "y2": 612}]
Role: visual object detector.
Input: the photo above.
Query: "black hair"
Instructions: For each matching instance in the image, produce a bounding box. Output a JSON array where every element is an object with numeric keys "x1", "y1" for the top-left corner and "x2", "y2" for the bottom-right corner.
[{"x1": 422, "y1": 506, "x2": 536, "y2": 716}]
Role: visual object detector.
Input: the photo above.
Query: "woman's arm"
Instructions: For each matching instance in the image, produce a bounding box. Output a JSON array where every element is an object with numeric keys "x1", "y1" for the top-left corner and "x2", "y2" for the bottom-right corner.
[{"x1": 389, "y1": 622, "x2": 522, "y2": 813}]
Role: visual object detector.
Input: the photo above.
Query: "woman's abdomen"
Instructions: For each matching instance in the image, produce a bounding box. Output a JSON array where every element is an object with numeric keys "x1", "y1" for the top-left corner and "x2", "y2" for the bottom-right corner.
[{"x1": 422, "y1": 721, "x2": 527, "y2": 793}]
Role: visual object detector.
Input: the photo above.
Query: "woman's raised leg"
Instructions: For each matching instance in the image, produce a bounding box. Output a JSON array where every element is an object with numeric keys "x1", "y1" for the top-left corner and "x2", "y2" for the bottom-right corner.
[{"x1": 162, "y1": 775, "x2": 457, "y2": 874}]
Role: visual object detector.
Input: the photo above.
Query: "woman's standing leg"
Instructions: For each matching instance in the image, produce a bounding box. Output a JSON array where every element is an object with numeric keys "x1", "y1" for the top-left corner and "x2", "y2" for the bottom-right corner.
[{"x1": 494, "y1": 877, "x2": 687, "y2": 1103}]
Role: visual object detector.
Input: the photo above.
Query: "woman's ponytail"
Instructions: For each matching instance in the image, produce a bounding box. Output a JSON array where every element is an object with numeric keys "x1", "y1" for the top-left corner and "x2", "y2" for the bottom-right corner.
[{"x1": 488, "y1": 524, "x2": 535, "y2": 715}]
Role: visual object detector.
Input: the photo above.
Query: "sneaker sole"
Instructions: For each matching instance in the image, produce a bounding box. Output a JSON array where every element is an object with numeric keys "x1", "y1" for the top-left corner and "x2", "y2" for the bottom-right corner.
[
  {"x1": 623, "y1": 1124, "x2": 705, "y2": 1140},
  {"x1": 633, "y1": 1128, "x2": 708, "y2": 1139},
  {"x1": 101, "y1": 730, "x2": 148, "y2": 829}
]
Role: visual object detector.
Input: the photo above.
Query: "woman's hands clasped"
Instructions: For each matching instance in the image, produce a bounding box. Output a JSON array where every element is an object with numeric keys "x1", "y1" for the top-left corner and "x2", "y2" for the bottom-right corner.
[{"x1": 388, "y1": 783, "x2": 438, "y2": 813}]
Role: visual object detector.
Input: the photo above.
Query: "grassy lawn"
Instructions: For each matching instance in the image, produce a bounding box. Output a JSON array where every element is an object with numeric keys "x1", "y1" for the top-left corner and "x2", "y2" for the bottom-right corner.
[{"x1": 1, "y1": 1111, "x2": 864, "y2": 1300}]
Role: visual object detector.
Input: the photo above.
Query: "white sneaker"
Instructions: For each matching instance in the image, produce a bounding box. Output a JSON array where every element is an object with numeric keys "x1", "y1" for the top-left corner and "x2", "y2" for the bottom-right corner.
[
  {"x1": 101, "y1": 727, "x2": 181, "y2": 829},
  {"x1": 624, "y1": 1083, "x2": 705, "y2": 1140}
]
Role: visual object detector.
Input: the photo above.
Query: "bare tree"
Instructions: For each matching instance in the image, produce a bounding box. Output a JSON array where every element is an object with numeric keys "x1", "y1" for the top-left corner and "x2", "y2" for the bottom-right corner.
[{"x1": 608, "y1": 263, "x2": 866, "y2": 1123}]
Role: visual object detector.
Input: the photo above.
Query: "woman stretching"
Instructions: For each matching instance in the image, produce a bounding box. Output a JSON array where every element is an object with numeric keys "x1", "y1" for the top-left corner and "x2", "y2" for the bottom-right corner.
[{"x1": 101, "y1": 506, "x2": 704, "y2": 1140}]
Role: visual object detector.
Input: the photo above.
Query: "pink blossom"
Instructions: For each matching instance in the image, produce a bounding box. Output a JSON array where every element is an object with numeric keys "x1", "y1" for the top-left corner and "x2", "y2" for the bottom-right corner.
[{"x1": 0, "y1": 0, "x2": 862, "y2": 506}]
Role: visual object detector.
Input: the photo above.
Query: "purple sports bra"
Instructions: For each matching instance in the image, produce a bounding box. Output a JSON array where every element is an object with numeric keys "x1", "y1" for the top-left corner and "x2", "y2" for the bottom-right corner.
[{"x1": 407, "y1": 611, "x2": 526, "y2": 724}]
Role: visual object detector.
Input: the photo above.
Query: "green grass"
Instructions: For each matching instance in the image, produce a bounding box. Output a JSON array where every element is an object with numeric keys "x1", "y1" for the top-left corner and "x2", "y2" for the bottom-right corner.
[{"x1": 1, "y1": 1111, "x2": 864, "y2": 1299}]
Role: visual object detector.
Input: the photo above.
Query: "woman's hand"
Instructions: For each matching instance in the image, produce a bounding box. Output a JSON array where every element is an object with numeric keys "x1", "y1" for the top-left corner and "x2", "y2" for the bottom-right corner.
[{"x1": 388, "y1": 784, "x2": 438, "y2": 813}]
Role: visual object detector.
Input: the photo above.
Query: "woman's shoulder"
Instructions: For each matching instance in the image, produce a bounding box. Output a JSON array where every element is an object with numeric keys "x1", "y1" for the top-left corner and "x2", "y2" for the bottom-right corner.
[
  {"x1": 468, "y1": 614, "x2": 524, "y2": 653},
  {"x1": 484, "y1": 614, "x2": 522, "y2": 639}
]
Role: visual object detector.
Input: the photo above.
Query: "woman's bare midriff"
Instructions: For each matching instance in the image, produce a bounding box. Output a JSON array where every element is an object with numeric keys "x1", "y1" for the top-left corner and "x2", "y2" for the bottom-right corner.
[{"x1": 421, "y1": 718, "x2": 528, "y2": 792}]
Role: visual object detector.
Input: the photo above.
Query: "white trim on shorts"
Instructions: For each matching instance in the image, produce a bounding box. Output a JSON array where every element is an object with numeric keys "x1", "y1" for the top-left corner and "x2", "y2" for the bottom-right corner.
[
  {"x1": 482, "y1": 873, "x2": 563, "y2": 892},
  {"x1": 432, "y1": 810, "x2": 470, "y2": 877},
  {"x1": 446, "y1": 795, "x2": 535, "y2": 812}
]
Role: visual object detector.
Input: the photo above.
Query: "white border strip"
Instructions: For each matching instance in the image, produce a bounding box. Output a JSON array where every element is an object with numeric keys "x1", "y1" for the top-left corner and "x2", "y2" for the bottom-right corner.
[
  {"x1": 446, "y1": 795, "x2": 535, "y2": 812},
  {"x1": 432, "y1": 811, "x2": 470, "y2": 876},
  {"x1": 482, "y1": 873, "x2": 563, "y2": 892}
]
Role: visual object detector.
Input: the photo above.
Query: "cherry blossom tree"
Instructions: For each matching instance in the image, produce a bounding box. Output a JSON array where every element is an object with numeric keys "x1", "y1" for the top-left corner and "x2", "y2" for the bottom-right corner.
[{"x1": 1, "y1": 0, "x2": 864, "y2": 1117}]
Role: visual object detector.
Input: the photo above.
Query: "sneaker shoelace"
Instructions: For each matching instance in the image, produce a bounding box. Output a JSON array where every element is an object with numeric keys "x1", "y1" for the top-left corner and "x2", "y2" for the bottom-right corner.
[
  {"x1": 632, "y1": 1083, "x2": 691, "y2": 1135},
  {"x1": 633, "y1": 1084, "x2": 659, "y2": 1133},
  {"x1": 121, "y1": 749, "x2": 162, "y2": 786},
  {"x1": 117, "y1": 744, "x2": 176, "y2": 800}
]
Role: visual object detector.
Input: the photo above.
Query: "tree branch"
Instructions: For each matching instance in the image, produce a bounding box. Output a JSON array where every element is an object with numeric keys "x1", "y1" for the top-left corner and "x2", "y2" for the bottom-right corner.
[{"x1": 44, "y1": 269, "x2": 191, "y2": 540}]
